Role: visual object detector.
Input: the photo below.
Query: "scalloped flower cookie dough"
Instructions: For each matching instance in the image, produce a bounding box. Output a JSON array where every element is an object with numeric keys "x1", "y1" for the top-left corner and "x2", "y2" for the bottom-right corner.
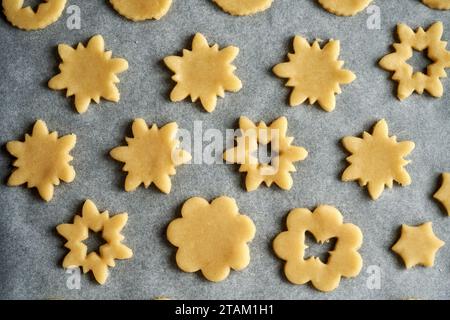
[
  {"x1": 422, "y1": 0, "x2": 450, "y2": 10},
  {"x1": 379, "y1": 22, "x2": 450, "y2": 100},
  {"x1": 110, "y1": 119, "x2": 191, "y2": 194},
  {"x1": 167, "y1": 196, "x2": 256, "y2": 282},
  {"x1": 2, "y1": 0, "x2": 66, "y2": 30},
  {"x1": 223, "y1": 116, "x2": 308, "y2": 192},
  {"x1": 213, "y1": 0, "x2": 273, "y2": 16},
  {"x1": 110, "y1": 0, "x2": 172, "y2": 21},
  {"x1": 48, "y1": 35, "x2": 129, "y2": 114},
  {"x1": 342, "y1": 119, "x2": 415, "y2": 200},
  {"x1": 164, "y1": 33, "x2": 242, "y2": 113},
  {"x1": 392, "y1": 222, "x2": 444, "y2": 269},
  {"x1": 273, "y1": 205, "x2": 363, "y2": 292},
  {"x1": 273, "y1": 36, "x2": 356, "y2": 112},
  {"x1": 57, "y1": 199, "x2": 133, "y2": 285},
  {"x1": 317, "y1": 0, "x2": 372, "y2": 16},
  {"x1": 433, "y1": 173, "x2": 450, "y2": 215},
  {"x1": 6, "y1": 120, "x2": 76, "y2": 202}
]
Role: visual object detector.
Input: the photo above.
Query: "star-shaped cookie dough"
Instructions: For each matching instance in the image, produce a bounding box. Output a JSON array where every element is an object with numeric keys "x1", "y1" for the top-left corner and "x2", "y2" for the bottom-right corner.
[
  {"x1": 392, "y1": 222, "x2": 444, "y2": 268},
  {"x1": 434, "y1": 172, "x2": 450, "y2": 215}
]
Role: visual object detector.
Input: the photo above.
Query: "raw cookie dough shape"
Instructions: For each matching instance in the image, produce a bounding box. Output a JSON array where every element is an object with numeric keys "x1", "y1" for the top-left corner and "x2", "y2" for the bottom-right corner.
[
  {"x1": 379, "y1": 22, "x2": 450, "y2": 100},
  {"x1": 273, "y1": 205, "x2": 363, "y2": 292},
  {"x1": 342, "y1": 119, "x2": 415, "y2": 200},
  {"x1": 317, "y1": 0, "x2": 372, "y2": 16},
  {"x1": 167, "y1": 196, "x2": 256, "y2": 282},
  {"x1": 392, "y1": 222, "x2": 444, "y2": 268},
  {"x1": 48, "y1": 35, "x2": 129, "y2": 114},
  {"x1": 422, "y1": 0, "x2": 450, "y2": 10},
  {"x1": 6, "y1": 120, "x2": 76, "y2": 202},
  {"x1": 110, "y1": 0, "x2": 172, "y2": 21},
  {"x1": 110, "y1": 118, "x2": 191, "y2": 194},
  {"x1": 213, "y1": 0, "x2": 273, "y2": 16},
  {"x1": 223, "y1": 116, "x2": 308, "y2": 191},
  {"x1": 273, "y1": 36, "x2": 356, "y2": 112},
  {"x1": 56, "y1": 199, "x2": 133, "y2": 284},
  {"x1": 433, "y1": 172, "x2": 450, "y2": 215},
  {"x1": 164, "y1": 33, "x2": 242, "y2": 113},
  {"x1": 2, "y1": 0, "x2": 66, "y2": 30}
]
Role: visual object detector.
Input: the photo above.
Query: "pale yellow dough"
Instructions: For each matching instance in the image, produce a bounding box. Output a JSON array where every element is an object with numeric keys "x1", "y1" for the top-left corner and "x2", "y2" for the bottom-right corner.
[
  {"x1": 110, "y1": 0, "x2": 172, "y2": 21},
  {"x1": 110, "y1": 119, "x2": 191, "y2": 194},
  {"x1": 164, "y1": 33, "x2": 242, "y2": 113},
  {"x1": 223, "y1": 116, "x2": 308, "y2": 191},
  {"x1": 167, "y1": 196, "x2": 256, "y2": 282},
  {"x1": 273, "y1": 205, "x2": 363, "y2": 292},
  {"x1": 317, "y1": 0, "x2": 372, "y2": 16},
  {"x1": 342, "y1": 119, "x2": 415, "y2": 200},
  {"x1": 433, "y1": 173, "x2": 450, "y2": 215},
  {"x1": 379, "y1": 22, "x2": 450, "y2": 100},
  {"x1": 2, "y1": 0, "x2": 66, "y2": 30},
  {"x1": 48, "y1": 35, "x2": 129, "y2": 114},
  {"x1": 6, "y1": 120, "x2": 76, "y2": 202},
  {"x1": 213, "y1": 0, "x2": 273, "y2": 16},
  {"x1": 56, "y1": 199, "x2": 133, "y2": 285},
  {"x1": 392, "y1": 222, "x2": 444, "y2": 268},
  {"x1": 422, "y1": 0, "x2": 450, "y2": 10},
  {"x1": 273, "y1": 36, "x2": 356, "y2": 112}
]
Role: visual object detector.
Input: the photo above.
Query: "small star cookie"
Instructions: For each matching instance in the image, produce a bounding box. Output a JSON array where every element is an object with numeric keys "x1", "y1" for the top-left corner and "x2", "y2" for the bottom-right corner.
[{"x1": 433, "y1": 172, "x2": 450, "y2": 215}]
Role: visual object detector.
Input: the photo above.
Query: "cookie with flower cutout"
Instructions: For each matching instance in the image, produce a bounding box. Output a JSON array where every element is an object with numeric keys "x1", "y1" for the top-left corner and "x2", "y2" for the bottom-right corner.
[
  {"x1": 164, "y1": 33, "x2": 242, "y2": 112},
  {"x1": 433, "y1": 173, "x2": 450, "y2": 216},
  {"x1": 379, "y1": 22, "x2": 450, "y2": 100},
  {"x1": 273, "y1": 205, "x2": 363, "y2": 292},
  {"x1": 110, "y1": 0, "x2": 172, "y2": 21},
  {"x1": 342, "y1": 119, "x2": 415, "y2": 200},
  {"x1": 110, "y1": 118, "x2": 191, "y2": 194},
  {"x1": 223, "y1": 116, "x2": 308, "y2": 191},
  {"x1": 422, "y1": 0, "x2": 450, "y2": 10},
  {"x1": 317, "y1": 0, "x2": 372, "y2": 16},
  {"x1": 48, "y1": 35, "x2": 129, "y2": 114},
  {"x1": 57, "y1": 199, "x2": 133, "y2": 284},
  {"x1": 213, "y1": 0, "x2": 273, "y2": 16},
  {"x1": 6, "y1": 120, "x2": 76, "y2": 202},
  {"x1": 273, "y1": 36, "x2": 356, "y2": 112},
  {"x1": 2, "y1": 0, "x2": 66, "y2": 30},
  {"x1": 167, "y1": 196, "x2": 256, "y2": 282}
]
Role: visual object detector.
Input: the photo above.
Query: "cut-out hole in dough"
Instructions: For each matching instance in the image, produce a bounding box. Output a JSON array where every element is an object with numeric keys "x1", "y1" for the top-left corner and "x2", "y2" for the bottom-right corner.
[
  {"x1": 84, "y1": 230, "x2": 107, "y2": 255},
  {"x1": 407, "y1": 49, "x2": 434, "y2": 74},
  {"x1": 254, "y1": 143, "x2": 279, "y2": 166},
  {"x1": 22, "y1": 0, "x2": 42, "y2": 11},
  {"x1": 304, "y1": 231, "x2": 337, "y2": 264}
]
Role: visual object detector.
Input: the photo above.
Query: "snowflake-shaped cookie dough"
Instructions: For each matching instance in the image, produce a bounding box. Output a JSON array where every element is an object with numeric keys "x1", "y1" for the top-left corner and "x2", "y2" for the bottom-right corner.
[
  {"x1": 379, "y1": 22, "x2": 450, "y2": 100},
  {"x1": 56, "y1": 199, "x2": 133, "y2": 284},
  {"x1": 2, "y1": 0, "x2": 66, "y2": 30},
  {"x1": 167, "y1": 196, "x2": 256, "y2": 282},
  {"x1": 110, "y1": 118, "x2": 191, "y2": 194},
  {"x1": 164, "y1": 33, "x2": 242, "y2": 112},
  {"x1": 6, "y1": 120, "x2": 76, "y2": 202},
  {"x1": 273, "y1": 36, "x2": 356, "y2": 112},
  {"x1": 433, "y1": 172, "x2": 450, "y2": 215},
  {"x1": 213, "y1": 0, "x2": 273, "y2": 16},
  {"x1": 48, "y1": 34, "x2": 129, "y2": 114},
  {"x1": 317, "y1": 0, "x2": 372, "y2": 16},
  {"x1": 110, "y1": 0, "x2": 172, "y2": 21},
  {"x1": 273, "y1": 205, "x2": 363, "y2": 292},
  {"x1": 392, "y1": 222, "x2": 444, "y2": 268},
  {"x1": 223, "y1": 116, "x2": 308, "y2": 191},
  {"x1": 422, "y1": 0, "x2": 450, "y2": 10},
  {"x1": 342, "y1": 119, "x2": 415, "y2": 200}
]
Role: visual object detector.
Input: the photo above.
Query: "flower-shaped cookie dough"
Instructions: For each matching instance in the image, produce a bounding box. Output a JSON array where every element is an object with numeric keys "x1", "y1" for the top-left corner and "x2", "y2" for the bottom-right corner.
[
  {"x1": 110, "y1": 0, "x2": 172, "y2": 21},
  {"x1": 213, "y1": 0, "x2": 273, "y2": 16},
  {"x1": 422, "y1": 0, "x2": 450, "y2": 10},
  {"x1": 342, "y1": 119, "x2": 415, "y2": 200},
  {"x1": 164, "y1": 33, "x2": 242, "y2": 112},
  {"x1": 110, "y1": 118, "x2": 191, "y2": 194},
  {"x1": 3, "y1": 0, "x2": 66, "y2": 30},
  {"x1": 223, "y1": 116, "x2": 308, "y2": 191},
  {"x1": 273, "y1": 36, "x2": 356, "y2": 112},
  {"x1": 379, "y1": 22, "x2": 450, "y2": 100},
  {"x1": 167, "y1": 196, "x2": 256, "y2": 282},
  {"x1": 273, "y1": 205, "x2": 363, "y2": 292},
  {"x1": 56, "y1": 199, "x2": 133, "y2": 284},
  {"x1": 392, "y1": 222, "x2": 444, "y2": 268},
  {"x1": 48, "y1": 35, "x2": 129, "y2": 114},
  {"x1": 317, "y1": 0, "x2": 372, "y2": 16},
  {"x1": 433, "y1": 173, "x2": 450, "y2": 215},
  {"x1": 6, "y1": 120, "x2": 76, "y2": 202}
]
